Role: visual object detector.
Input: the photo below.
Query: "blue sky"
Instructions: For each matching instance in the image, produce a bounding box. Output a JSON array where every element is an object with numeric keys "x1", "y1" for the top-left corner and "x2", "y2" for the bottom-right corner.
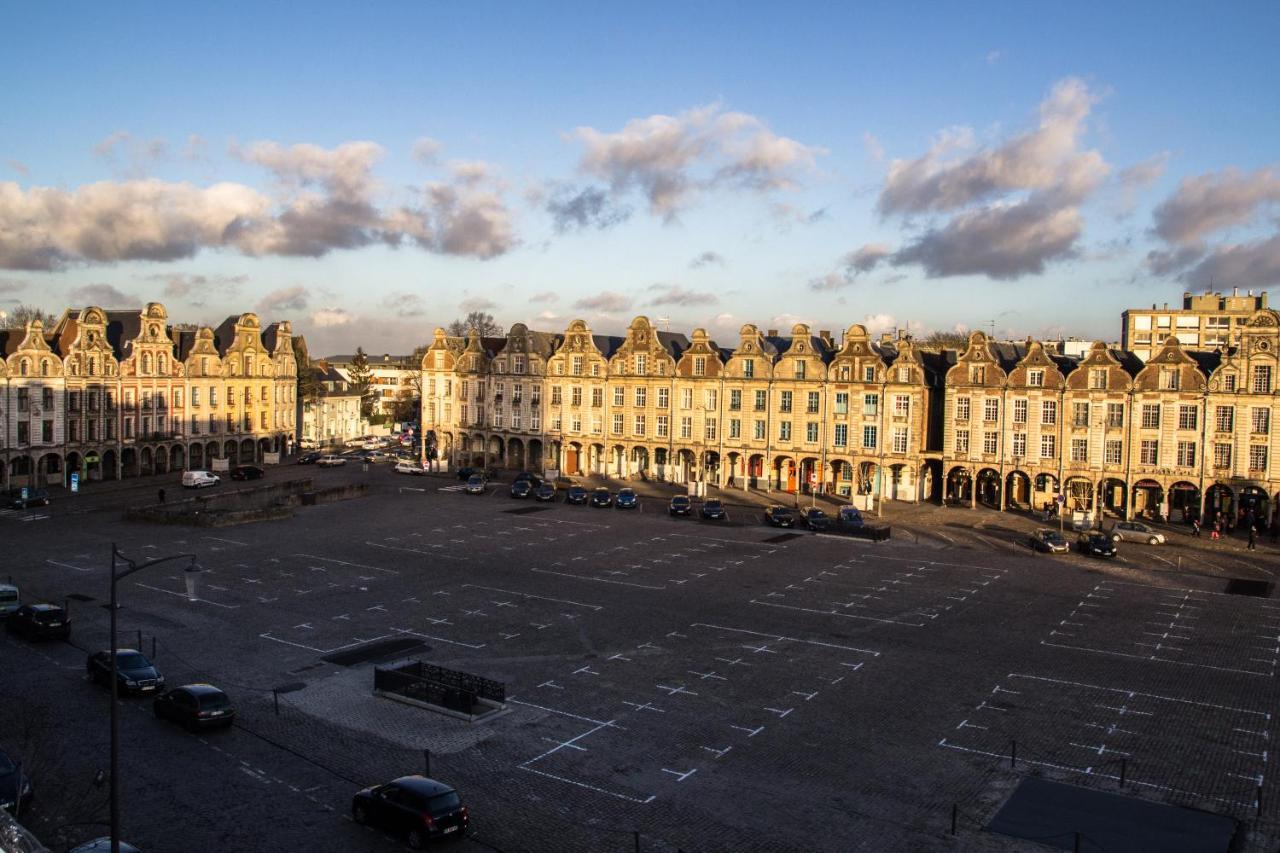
[{"x1": 2, "y1": 1, "x2": 1278, "y2": 354}]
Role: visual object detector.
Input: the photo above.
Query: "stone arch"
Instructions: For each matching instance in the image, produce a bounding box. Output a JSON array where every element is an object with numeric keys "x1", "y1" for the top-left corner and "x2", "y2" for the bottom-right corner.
[
  {"x1": 140, "y1": 446, "x2": 154, "y2": 476},
  {"x1": 224, "y1": 440, "x2": 239, "y2": 465},
  {"x1": 508, "y1": 437, "x2": 526, "y2": 471},
  {"x1": 1006, "y1": 470, "x2": 1032, "y2": 509},
  {"x1": 528, "y1": 438, "x2": 543, "y2": 472},
  {"x1": 976, "y1": 467, "x2": 1002, "y2": 508},
  {"x1": 121, "y1": 448, "x2": 139, "y2": 478},
  {"x1": 101, "y1": 449, "x2": 118, "y2": 481},
  {"x1": 189, "y1": 443, "x2": 204, "y2": 469},
  {"x1": 946, "y1": 465, "x2": 972, "y2": 504},
  {"x1": 1167, "y1": 480, "x2": 1200, "y2": 522},
  {"x1": 154, "y1": 446, "x2": 169, "y2": 475},
  {"x1": 773, "y1": 454, "x2": 796, "y2": 492},
  {"x1": 241, "y1": 438, "x2": 256, "y2": 462}
]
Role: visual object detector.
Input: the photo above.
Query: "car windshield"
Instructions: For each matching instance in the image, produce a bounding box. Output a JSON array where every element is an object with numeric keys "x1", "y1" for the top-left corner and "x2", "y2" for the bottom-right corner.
[
  {"x1": 569, "y1": 487, "x2": 584, "y2": 495},
  {"x1": 673, "y1": 497, "x2": 689, "y2": 505},
  {"x1": 117, "y1": 652, "x2": 150, "y2": 669},
  {"x1": 1045, "y1": 533, "x2": 1064, "y2": 542},
  {"x1": 704, "y1": 500, "x2": 720, "y2": 509},
  {"x1": 773, "y1": 508, "x2": 792, "y2": 516},
  {"x1": 427, "y1": 791, "x2": 461, "y2": 816},
  {"x1": 808, "y1": 510, "x2": 826, "y2": 518},
  {"x1": 33, "y1": 609, "x2": 64, "y2": 622}
]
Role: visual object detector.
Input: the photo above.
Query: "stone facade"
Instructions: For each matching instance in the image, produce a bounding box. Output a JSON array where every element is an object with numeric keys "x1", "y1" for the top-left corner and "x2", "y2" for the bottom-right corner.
[
  {"x1": 422, "y1": 312, "x2": 1280, "y2": 524},
  {"x1": 0, "y1": 303, "x2": 296, "y2": 488}
]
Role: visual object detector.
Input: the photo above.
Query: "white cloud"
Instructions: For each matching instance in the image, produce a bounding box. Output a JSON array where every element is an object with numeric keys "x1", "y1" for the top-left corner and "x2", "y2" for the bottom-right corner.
[
  {"x1": 459, "y1": 297, "x2": 497, "y2": 312},
  {"x1": 310, "y1": 307, "x2": 352, "y2": 327},
  {"x1": 529, "y1": 291, "x2": 559, "y2": 303},
  {"x1": 574, "y1": 292, "x2": 633, "y2": 313},
  {"x1": 1151, "y1": 166, "x2": 1280, "y2": 247},
  {"x1": 689, "y1": 250, "x2": 725, "y2": 269},
  {"x1": 411, "y1": 137, "x2": 444, "y2": 166},
  {"x1": 862, "y1": 132, "x2": 885, "y2": 163},
  {"x1": 985, "y1": 49, "x2": 1003, "y2": 65},
  {"x1": 382, "y1": 291, "x2": 427, "y2": 317},
  {"x1": 68, "y1": 283, "x2": 138, "y2": 307},
  {"x1": 256, "y1": 285, "x2": 310, "y2": 314},
  {"x1": 646, "y1": 283, "x2": 717, "y2": 306},
  {"x1": 809, "y1": 243, "x2": 893, "y2": 291}
]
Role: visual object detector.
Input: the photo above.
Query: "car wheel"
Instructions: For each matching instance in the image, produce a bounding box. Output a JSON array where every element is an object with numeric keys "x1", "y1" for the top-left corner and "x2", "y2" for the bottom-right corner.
[
  {"x1": 407, "y1": 828, "x2": 425, "y2": 849},
  {"x1": 353, "y1": 803, "x2": 368, "y2": 825}
]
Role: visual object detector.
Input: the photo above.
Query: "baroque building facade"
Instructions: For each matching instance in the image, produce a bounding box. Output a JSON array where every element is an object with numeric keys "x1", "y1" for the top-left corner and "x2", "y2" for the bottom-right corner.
[
  {"x1": 423, "y1": 312, "x2": 1280, "y2": 524},
  {"x1": 0, "y1": 303, "x2": 297, "y2": 489}
]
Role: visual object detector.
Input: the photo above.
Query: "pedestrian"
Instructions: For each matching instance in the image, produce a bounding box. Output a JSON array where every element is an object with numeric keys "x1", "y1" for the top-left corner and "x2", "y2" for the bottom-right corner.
[
  {"x1": 1211, "y1": 520, "x2": 1221, "y2": 540},
  {"x1": 158, "y1": 487, "x2": 166, "y2": 504},
  {"x1": 1248, "y1": 525, "x2": 1257, "y2": 551},
  {"x1": 1191, "y1": 518, "x2": 1200, "y2": 538}
]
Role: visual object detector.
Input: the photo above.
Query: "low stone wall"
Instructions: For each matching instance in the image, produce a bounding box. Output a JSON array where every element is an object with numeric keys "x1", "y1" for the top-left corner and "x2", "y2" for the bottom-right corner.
[{"x1": 125, "y1": 478, "x2": 367, "y2": 527}]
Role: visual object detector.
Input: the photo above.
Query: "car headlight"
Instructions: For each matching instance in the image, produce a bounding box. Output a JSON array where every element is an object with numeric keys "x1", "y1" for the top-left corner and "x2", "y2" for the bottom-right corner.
[{"x1": 125, "y1": 679, "x2": 138, "y2": 687}]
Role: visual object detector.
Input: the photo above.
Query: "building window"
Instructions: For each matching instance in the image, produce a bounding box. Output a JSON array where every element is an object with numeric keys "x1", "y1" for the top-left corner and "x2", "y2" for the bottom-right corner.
[
  {"x1": 754, "y1": 390, "x2": 767, "y2": 411},
  {"x1": 572, "y1": 356, "x2": 583, "y2": 376},
  {"x1": 730, "y1": 390, "x2": 742, "y2": 411},
  {"x1": 834, "y1": 424, "x2": 847, "y2": 447},
  {"x1": 742, "y1": 358, "x2": 755, "y2": 378},
  {"x1": 634, "y1": 387, "x2": 647, "y2": 408},
  {"x1": 657, "y1": 388, "x2": 669, "y2": 408},
  {"x1": 779, "y1": 391, "x2": 792, "y2": 413},
  {"x1": 1178, "y1": 405, "x2": 1198, "y2": 430},
  {"x1": 862, "y1": 425, "x2": 877, "y2": 449},
  {"x1": 892, "y1": 428, "x2": 908, "y2": 454},
  {"x1": 1250, "y1": 445, "x2": 1269, "y2": 472},
  {"x1": 1012, "y1": 432, "x2": 1026, "y2": 458},
  {"x1": 779, "y1": 421, "x2": 791, "y2": 441},
  {"x1": 693, "y1": 356, "x2": 706, "y2": 376},
  {"x1": 1223, "y1": 374, "x2": 1237, "y2": 392},
  {"x1": 1040, "y1": 434, "x2": 1056, "y2": 459},
  {"x1": 1252, "y1": 365, "x2": 1272, "y2": 394},
  {"x1": 1089, "y1": 369, "x2": 1107, "y2": 390},
  {"x1": 705, "y1": 389, "x2": 718, "y2": 410},
  {"x1": 805, "y1": 422, "x2": 818, "y2": 443},
  {"x1": 1161, "y1": 368, "x2": 1180, "y2": 390},
  {"x1": 1253, "y1": 407, "x2": 1271, "y2": 434},
  {"x1": 897, "y1": 367, "x2": 910, "y2": 383},
  {"x1": 592, "y1": 363, "x2": 601, "y2": 377},
  {"x1": 1214, "y1": 443, "x2": 1232, "y2": 469},
  {"x1": 863, "y1": 365, "x2": 875, "y2": 382},
  {"x1": 1176, "y1": 441, "x2": 1196, "y2": 468},
  {"x1": 863, "y1": 394, "x2": 879, "y2": 416},
  {"x1": 954, "y1": 429, "x2": 969, "y2": 454},
  {"x1": 591, "y1": 416, "x2": 602, "y2": 434},
  {"x1": 635, "y1": 354, "x2": 647, "y2": 374},
  {"x1": 657, "y1": 415, "x2": 669, "y2": 437},
  {"x1": 1216, "y1": 405, "x2": 1234, "y2": 432},
  {"x1": 972, "y1": 366, "x2": 986, "y2": 384},
  {"x1": 1072, "y1": 402, "x2": 1090, "y2": 427},
  {"x1": 550, "y1": 386, "x2": 562, "y2": 406},
  {"x1": 679, "y1": 388, "x2": 692, "y2": 409},
  {"x1": 983, "y1": 431, "x2": 998, "y2": 455},
  {"x1": 1040, "y1": 400, "x2": 1056, "y2": 425},
  {"x1": 514, "y1": 356, "x2": 525, "y2": 374},
  {"x1": 794, "y1": 361, "x2": 806, "y2": 379},
  {"x1": 572, "y1": 387, "x2": 584, "y2": 407},
  {"x1": 634, "y1": 415, "x2": 646, "y2": 436},
  {"x1": 894, "y1": 395, "x2": 910, "y2": 417},
  {"x1": 1141, "y1": 404, "x2": 1160, "y2": 428},
  {"x1": 982, "y1": 399, "x2": 999, "y2": 422},
  {"x1": 591, "y1": 387, "x2": 603, "y2": 407},
  {"x1": 1106, "y1": 403, "x2": 1124, "y2": 428},
  {"x1": 612, "y1": 414, "x2": 623, "y2": 435},
  {"x1": 1028, "y1": 369, "x2": 1044, "y2": 387},
  {"x1": 1140, "y1": 440, "x2": 1159, "y2": 466},
  {"x1": 42, "y1": 420, "x2": 53, "y2": 443},
  {"x1": 1012, "y1": 399, "x2": 1027, "y2": 424},
  {"x1": 1104, "y1": 440, "x2": 1123, "y2": 465},
  {"x1": 730, "y1": 419, "x2": 741, "y2": 439},
  {"x1": 754, "y1": 420, "x2": 766, "y2": 440},
  {"x1": 681, "y1": 417, "x2": 693, "y2": 439},
  {"x1": 834, "y1": 393, "x2": 848, "y2": 415},
  {"x1": 17, "y1": 422, "x2": 28, "y2": 444},
  {"x1": 956, "y1": 397, "x2": 970, "y2": 421},
  {"x1": 1071, "y1": 438, "x2": 1088, "y2": 462},
  {"x1": 806, "y1": 391, "x2": 820, "y2": 414},
  {"x1": 706, "y1": 418, "x2": 717, "y2": 441},
  {"x1": 612, "y1": 386, "x2": 623, "y2": 406}
]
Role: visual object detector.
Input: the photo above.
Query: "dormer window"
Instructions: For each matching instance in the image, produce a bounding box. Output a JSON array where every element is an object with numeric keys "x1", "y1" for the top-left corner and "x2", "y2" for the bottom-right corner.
[
  {"x1": 693, "y1": 356, "x2": 706, "y2": 376},
  {"x1": 743, "y1": 358, "x2": 755, "y2": 378},
  {"x1": 863, "y1": 366, "x2": 875, "y2": 382},
  {"x1": 972, "y1": 366, "x2": 986, "y2": 384},
  {"x1": 794, "y1": 361, "x2": 806, "y2": 379},
  {"x1": 635, "y1": 354, "x2": 647, "y2": 374},
  {"x1": 1027, "y1": 369, "x2": 1044, "y2": 387}
]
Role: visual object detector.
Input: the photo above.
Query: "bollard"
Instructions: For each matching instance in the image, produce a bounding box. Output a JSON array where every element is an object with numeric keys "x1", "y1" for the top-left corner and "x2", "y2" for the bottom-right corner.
[
  {"x1": 634, "y1": 831, "x2": 640, "y2": 853},
  {"x1": 273, "y1": 689, "x2": 279, "y2": 716},
  {"x1": 951, "y1": 803, "x2": 958, "y2": 835},
  {"x1": 1119, "y1": 757, "x2": 1126, "y2": 787},
  {"x1": 424, "y1": 748, "x2": 431, "y2": 777},
  {"x1": 1011, "y1": 739, "x2": 1017, "y2": 768},
  {"x1": 1259, "y1": 785, "x2": 1264, "y2": 818},
  {"x1": 1074, "y1": 831, "x2": 1081, "y2": 853}
]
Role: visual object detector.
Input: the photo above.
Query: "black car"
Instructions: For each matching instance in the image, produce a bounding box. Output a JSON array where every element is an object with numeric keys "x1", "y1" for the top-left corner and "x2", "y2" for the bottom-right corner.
[
  {"x1": 509, "y1": 480, "x2": 533, "y2": 499},
  {"x1": 764, "y1": 506, "x2": 796, "y2": 527},
  {"x1": 590, "y1": 488, "x2": 613, "y2": 508},
  {"x1": 87, "y1": 649, "x2": 165, "y2": 695},
  {"x1": 5, "y1": 603, "x2": 71, "y2": 641},
  {"x1": 231, "y1": 464, "x2": 265, "y2": 480},
  {"x1": 800, "y1": 507, "x2": 831, "y2": 531},
  {"x1": 1028, "y1": 528, "x2": 1070, "y2": 553},
  {"x1": 513, "y1": 471, "x2": 544, "y2": 488},
  {"x1": 700, "y1": 499, "x2": 727, "y2": 520},
  {"x1": 297, "y1": 451, "x2": 322, "y2": 465},
  {"x1": 352, "y1": 775, "x2": 469, "y2": 848},
  {"x1": 0, "y1": 750, "x2": 33, "y2": 816},
  {"x1": 565, "y1": 485, "x2": 588, "y2": 505},
  {"x1": 534, "y1": 483, "x2": 556, "y2": 502},
  {"x1": 669, "y1": 495, "x2": 692, "y2": 516},
  {"x1": 1077, "y1": 532, "x2": 1118, "y2": 558},
  {"x1": 153, "y1": 684, "x2": 236, "y2": 731},
  {"x1": 615, "y1": 488, "x2": 638, "y2": 509},
  {"x1": 6, "y1": 488, "x2": 49, "y2": 510}
]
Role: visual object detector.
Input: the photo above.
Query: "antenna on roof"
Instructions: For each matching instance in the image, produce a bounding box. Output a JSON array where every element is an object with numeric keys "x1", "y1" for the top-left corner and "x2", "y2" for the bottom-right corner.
[{"x1": 657, "y1": 317, "x2": 670, "y2": 332}]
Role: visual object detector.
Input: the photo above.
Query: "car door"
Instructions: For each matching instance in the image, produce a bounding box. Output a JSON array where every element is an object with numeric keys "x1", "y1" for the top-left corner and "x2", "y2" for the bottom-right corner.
[{"x1": 384, "y1": 786, "x2": 416, "y2": 834}]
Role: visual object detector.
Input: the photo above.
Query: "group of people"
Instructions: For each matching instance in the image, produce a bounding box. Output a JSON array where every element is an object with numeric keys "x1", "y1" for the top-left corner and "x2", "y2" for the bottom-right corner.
[{"x1": 1189, "y1": 508, "x2": 1274, "y2": 550}]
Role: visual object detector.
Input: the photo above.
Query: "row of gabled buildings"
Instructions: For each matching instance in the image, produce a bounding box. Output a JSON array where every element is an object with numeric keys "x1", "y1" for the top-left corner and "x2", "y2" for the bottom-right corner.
[
  {"x1": 0, "y1": 303, "x2": 297, "y2": 489},
  {"x1": 420, "y1": 311, "x2": 1280, "y2": 523}
]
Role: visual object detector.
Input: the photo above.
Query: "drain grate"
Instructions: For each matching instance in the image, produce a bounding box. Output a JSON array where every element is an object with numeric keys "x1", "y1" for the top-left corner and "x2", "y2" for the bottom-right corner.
[
  {"x1": 762, "y1": 532, "x2": 803, "y2": 544},
  {"x1": 504, "y1": 506, "x2": 551, "y2": 515},
  {"x1": 1225, "y1": 578, "x2": 1273, "y2": 597},
  {"x1": 323, "y1": 637, "x2": 426, "y2": 666}
]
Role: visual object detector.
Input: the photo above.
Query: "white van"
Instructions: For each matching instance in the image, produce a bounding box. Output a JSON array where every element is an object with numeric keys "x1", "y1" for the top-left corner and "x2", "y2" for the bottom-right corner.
[
  {"x1": 182, "y1": 470, "x2": 220, "y2": 489},
  {"x1": 0, "y1": 584, "x2": 18, "y2": 617}
]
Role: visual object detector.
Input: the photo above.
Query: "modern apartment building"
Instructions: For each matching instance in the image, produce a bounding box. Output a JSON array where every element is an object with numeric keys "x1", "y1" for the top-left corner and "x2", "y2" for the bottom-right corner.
[
  {"x1": 326, "y1": 352, "x2": 417, "y2": 417},
  {"x1": 1122, "y1": 289, "x2": 1268, "y2": 362},
  {"x1": 0, "y1": 303, "x2": 297, "y2": 489}
]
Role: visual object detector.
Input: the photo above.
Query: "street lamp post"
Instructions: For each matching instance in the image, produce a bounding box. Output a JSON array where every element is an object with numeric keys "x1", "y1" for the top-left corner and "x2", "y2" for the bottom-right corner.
[{"x1": 108, "y1": 544, "x2": 202, "y2": 853}]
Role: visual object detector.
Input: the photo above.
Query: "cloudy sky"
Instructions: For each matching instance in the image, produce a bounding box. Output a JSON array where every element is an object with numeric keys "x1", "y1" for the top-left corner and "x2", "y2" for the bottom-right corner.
[{"x1": 2, "y1": 2, "x2": 1277, "y2": 354}]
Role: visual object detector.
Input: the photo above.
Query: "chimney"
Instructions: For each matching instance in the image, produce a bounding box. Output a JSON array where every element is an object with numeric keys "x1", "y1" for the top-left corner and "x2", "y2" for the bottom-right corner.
[
  {"x1": 1234, "y1": 286, "x2": 1239, "y2": 297},
  {"x1": 767, "y1": 329, "x2": 778, "y2": 337},
  {"x1": 879, "y1": 332, "x2": 892, "y2": 345}
]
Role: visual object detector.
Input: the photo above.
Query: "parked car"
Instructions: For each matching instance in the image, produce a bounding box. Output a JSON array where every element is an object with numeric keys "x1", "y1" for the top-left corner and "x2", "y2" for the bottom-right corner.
[
  {"x1": 565, "y1": 485, "x2": 589, "y2": 505},
  {"x1": 0, "y1": 583, "x2": 19, "y2": 618},
  {"x1": 464, "y1": 475, "x2": 486, "y2": 495},
  {"x1": 1029, "y1": 528, "x2": 1070, "y2": 553},
  {"x1": 352, "y1": 775, "x2": 469, "y2": 848},
  {"x1": 317, "y1": 455, "x2": 346, "y2": 467},
  {"x1": 5, "y1": 603, "x2": 70, "y2": 641},
  {"x1": 535, "y1": 483, "x2": 557, "y2": 501},
  {"x1": 87, "y1": 649, "x2": 165, "y2": 695},
  {"x1": 181, "y1": 470, "x2": 220, "y2": 488},
  {"x1": 0, "y1": 749, "x2": 34, "y2": 816},
  {"x1": 764, "y1": 506, "x2": 797, "y2": 528},
  {"x1": 70, "y1": 839, "x2": 141, "y2": 853},
  {"x1": 615, "y1": 488, "x2": 638, "y2": 509},
  {"x1": 230, "y1": 464, "x2": 265, "y2": 481},
  {"x1": 700, "y1": 499, "x2": 727, "y2": 520},
  {"x1": 509, "y1": 480, "x2": 533, "y2": 499},
  {"x1": 6, "y1": 487, "x2": 49, "y2": 510},
  {"x1": 393, "y1": 460, "x2": 425, "y2": 475},
  {"x1": 297, "y1": 451, "x2": 322, "y2": 465},
  {"x1": 153, "y1": 684, "x2": 236, "y2": 731},
  {"x1": 1077, "y1": 532, "x2": 1118, "y2": 558},
  {"x1": 669, "y1": 495, "x2": 692, "y2": 517},
  {"x1": 799, "y1": 507, "x2": 830, "y2": 531},
  {"x1": 456, "y1": 467, "x2": 477, "y2": 481},
  {"x1": 298, "y1": 438, "x2": 319, "y2": 450},
  {"x1": 838, "y1": 506, "x2": 865, "y2": 528},
  {"x1": 513, "y1": 472, "x2": 544, "y2": 488},
  {"x1": 1108, "y1": 520, "x2": 1166, "y2": 545},
  {"x1": 590, "y1": 488, "x2": 613, "y2": 508}
]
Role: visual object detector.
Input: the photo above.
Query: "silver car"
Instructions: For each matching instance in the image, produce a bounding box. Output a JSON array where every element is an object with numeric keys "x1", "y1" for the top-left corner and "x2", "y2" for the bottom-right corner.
[{"x1": 1108, "y1": 520, "x2": 1166, "y2": 545}]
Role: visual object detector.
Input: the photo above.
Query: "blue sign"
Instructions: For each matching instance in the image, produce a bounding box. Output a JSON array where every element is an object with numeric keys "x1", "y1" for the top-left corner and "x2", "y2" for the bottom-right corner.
[
  {"x1": 20, "y1": 486, "x2": 28, "y2": 501},
  {"x1": 70, "y1": 472, "x2": 80, "y2": 493}
]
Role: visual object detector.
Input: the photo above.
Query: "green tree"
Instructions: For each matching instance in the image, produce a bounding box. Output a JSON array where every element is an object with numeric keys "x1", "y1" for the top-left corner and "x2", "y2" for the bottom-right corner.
[
  {"x1": 348, "y1": 347, "x2": 375, "y2": 417},
  {"x1": 292, "y1": 337, "x2": 324, "y2": 407}
]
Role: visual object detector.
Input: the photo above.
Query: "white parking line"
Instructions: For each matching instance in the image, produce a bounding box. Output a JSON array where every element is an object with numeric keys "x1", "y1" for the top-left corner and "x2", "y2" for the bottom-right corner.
[
  {"x1": 531, "y1": 567, "x2": 666, "y2": 590},
  {"x1": 295, "y1": 554, "x2": 399, "y2": 575},
  {"x1": 461, "y1": 584, "x2": 603, "y2": 611}
]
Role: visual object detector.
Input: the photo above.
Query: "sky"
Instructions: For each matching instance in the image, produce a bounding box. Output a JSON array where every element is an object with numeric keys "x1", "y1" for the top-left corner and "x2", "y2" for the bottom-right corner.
[{"x1": 2, "y1": 1, "x2": 1278, "y2": 355}]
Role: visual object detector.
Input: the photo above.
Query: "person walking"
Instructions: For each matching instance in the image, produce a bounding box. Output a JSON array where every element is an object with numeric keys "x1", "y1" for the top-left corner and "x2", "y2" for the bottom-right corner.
[
  {"x1": 1211, "y1": 520, "x2": 1221, "y2": 541},
  {"x1": 158, "y1": 487, "x2": 166, "y2": 504},
  {"x1": 1248, "y1": 524, "x2": 1257, "y2": 551},
  {"x1": 1191, "y1": 518, "x2": 1200, "y2": 538}
]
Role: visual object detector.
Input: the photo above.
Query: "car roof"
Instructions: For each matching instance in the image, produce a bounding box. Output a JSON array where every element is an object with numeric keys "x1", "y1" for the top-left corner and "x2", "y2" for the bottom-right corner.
[
  {"x1": 177, "y1": 683, "x2": 226, "y2": 696},
  {"x1": 30, "y1": 602, "x2": 64, "y2": 611},
  {"x1": 391, "y1": 775, "x2": 455, "y2": 797}
]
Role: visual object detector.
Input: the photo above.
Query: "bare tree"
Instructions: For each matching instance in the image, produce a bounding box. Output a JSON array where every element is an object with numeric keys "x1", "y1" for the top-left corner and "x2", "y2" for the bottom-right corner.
[
  {"x1": 445, "y1": 311, "x2": 503, "y2": 338},
  {"x1": 919, "y1": 330, "x2": 971, "y2": 350},
  {"x1": 0, "y1": 304, "x2": 52, "y2": 329}
]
